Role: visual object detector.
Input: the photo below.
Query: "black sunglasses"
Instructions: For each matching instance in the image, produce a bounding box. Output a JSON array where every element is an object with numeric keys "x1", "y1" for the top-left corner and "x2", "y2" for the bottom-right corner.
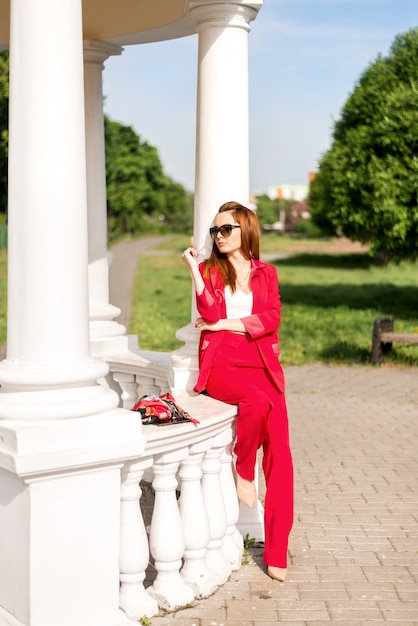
[{"x1": 209, "y1": 225, "x2": 241, "y2": 240}]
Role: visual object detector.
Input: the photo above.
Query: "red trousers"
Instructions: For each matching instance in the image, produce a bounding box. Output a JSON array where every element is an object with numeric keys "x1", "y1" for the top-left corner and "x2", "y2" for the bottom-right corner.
[{"x1": 205, "y1": 353, "x2": 294, "y2": 568}]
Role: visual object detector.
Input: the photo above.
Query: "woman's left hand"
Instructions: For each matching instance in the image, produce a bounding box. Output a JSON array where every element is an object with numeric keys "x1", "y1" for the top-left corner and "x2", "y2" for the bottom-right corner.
[
  {"x1": 195, "y1": 317, "x2": 223, "y2": 332},
  {"x1": 195, "y1": 316, "x2": 246, "y2": 334}
]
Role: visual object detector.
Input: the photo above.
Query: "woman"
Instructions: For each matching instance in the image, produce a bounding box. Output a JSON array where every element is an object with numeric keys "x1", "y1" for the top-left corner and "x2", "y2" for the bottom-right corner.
[{"x1": 182, "y1": 201, "x2": 293, "y2": 582}]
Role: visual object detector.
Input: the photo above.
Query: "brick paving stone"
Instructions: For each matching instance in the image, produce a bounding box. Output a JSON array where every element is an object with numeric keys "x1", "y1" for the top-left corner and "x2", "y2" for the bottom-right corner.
[
  {"x1": 277, "y1": 607, "x2": 330, "y2": 621},
  {"x1": 154, "y1": 613, "x2": 201, "y2": 626},
  {"x1": 396, "y1": 583, "x2": 418, "y2": 601},
  {"x1": 347, "y1": 537, "x2": 394, "y2": 548},
  {"x1": 215, "y1": 584, "x2": 252, "y2": 601},
  {"x1": 292, "y1": 555, "x2": 337, "y2": 566},
  {"x1": 362, "y1": 566, "x2": 415, "y2": 583},
  {"x1": 345, "y1": 582, "x2": 398, "y2": 601},
  {"x1": 327, "y1": 599, "x2": 383, "y2": 617},
  {"x1": 332, "y1": 551, "x2": 381, "y2": 566},
  {"x1": 285, "y1": 569, "x2": 321, "y2": 583},
  {"x1": 201, "y1": 621, "x2": 256, "y2": 626},
  {"x1": 226, "y1": 599, "x2": 279, "y2": 621},
  {"x1": 305, "y1": 622, "x2": 398, "y2": 626},
  {"x1": 379, "y1": 601, "x2": 418, "y2": 612},
  {"x1": 253, "y1": 623, "x2": 306, "y2": 626},
  {"x1": 252, "y1": 588, "x2": 300, "y2": 602},
  {"x1": 377, "y1": 553, "x2": 418, "y2": 566},
  {"x1": 167, "y1": 603, "x2": 227, "y2": 622},
  {"x1": 381, "y1": 611, "x2": 418, "y2": 622}
]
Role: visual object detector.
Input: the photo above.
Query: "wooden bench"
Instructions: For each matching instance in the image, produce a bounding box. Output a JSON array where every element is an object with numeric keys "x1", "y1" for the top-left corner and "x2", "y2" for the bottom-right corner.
[{"x1": 371, "y1": 316, "x2": 418, "y2": 363}]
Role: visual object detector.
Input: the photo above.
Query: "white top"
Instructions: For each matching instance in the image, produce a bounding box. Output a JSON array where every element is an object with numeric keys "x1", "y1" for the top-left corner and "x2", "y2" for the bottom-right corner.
[{"x1": 225, "y1": 285, "x2": 253, "y2": 319}]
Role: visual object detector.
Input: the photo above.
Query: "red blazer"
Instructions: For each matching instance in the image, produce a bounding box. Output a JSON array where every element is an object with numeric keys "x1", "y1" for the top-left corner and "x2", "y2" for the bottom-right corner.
[{"x1": 194, "y1": 258, "x2": 285, "y2": 394}]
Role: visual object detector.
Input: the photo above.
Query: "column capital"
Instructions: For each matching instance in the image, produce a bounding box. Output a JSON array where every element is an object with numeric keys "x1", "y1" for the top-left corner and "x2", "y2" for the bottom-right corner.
[
  {"x1": 188, "y1": 0, "x2": 263, "y2": 32},
  {"x1": 83, "y1": 39, "x2": 123, "y2": 67}
]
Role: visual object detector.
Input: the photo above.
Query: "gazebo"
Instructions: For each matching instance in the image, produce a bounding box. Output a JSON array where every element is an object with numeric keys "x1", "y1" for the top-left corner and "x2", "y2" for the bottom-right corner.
[{"x1": 0, "y1": 1, "x2": 263, "y2": 625}]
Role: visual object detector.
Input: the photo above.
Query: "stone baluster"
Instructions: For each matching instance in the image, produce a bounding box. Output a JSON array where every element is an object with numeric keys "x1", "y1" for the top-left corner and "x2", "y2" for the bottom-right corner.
[
  {"x1": 202, "y1": 438, "x2": 232, "y2": 584},
  {"x1": 112, "y1": 371, "x2": 139, "y2": 409},
  {"x1": 148, "y1": 450, "x2": 194, "y2": 610},
  {"x1": 178, "y1": 443, "x2": 219, "y2": 597},
  {"x1": 119, "y1": 459, "x2": 158, "y2": 619},
  {"x1": 154, "y1": 373, "x2": 170, "y2": 395},
  {"x1": 136, "y1": 374, "x2": 161, "y2": 397},
  {"x1": 220, "y1": 437, "x2": 243, "y2": 570}
]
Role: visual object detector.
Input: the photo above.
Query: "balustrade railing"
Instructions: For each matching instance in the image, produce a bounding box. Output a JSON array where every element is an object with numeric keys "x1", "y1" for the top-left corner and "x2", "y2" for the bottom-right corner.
[{"x1": 107, "y1": 349, "x2": 245, "y2": 619}]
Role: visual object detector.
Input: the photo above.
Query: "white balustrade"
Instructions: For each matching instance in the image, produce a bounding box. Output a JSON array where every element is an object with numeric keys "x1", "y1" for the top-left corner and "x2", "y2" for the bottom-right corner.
[
  {"x1": 107, "y1": 347, "x2": 170, "y2": 402},
  {"x1": 148, "y1": 450, "x2": 195, "y2": 610},
  {"x1": 178, "y1": 444, "x2": 219, "y2": 597},
  {"x1": 135, "y1": 373, "x2": 162, "y2": 398},
  {"x1": 104, "y1": 355, "x2": 258, "y2": 618},
  {"x1": 220, "y1": 439, "x2": 244, "y2": 569},
  {"x1": 112, "y1": 371, "x2": 138, "y2": 409},
  {"x1": 119, "y1": 459, "x2": 158, "y2": 619},
  {"x1": 202, "y1": 438, "x2": 232, "y2": 585}
]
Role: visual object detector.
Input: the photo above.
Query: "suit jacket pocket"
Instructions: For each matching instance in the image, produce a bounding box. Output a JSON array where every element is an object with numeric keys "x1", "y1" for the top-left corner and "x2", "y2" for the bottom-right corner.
[{"x1": 201, "y1": 338, "x2": 210, "y2": 351}]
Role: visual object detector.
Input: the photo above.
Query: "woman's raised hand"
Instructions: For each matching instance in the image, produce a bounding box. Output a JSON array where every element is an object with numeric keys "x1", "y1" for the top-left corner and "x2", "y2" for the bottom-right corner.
[
  {"x1": 181, "y1": 247, "x2": 199, "y2": 269},
  {"x1": 182, "y1": 246, "x2": 206, "y2": 296}
]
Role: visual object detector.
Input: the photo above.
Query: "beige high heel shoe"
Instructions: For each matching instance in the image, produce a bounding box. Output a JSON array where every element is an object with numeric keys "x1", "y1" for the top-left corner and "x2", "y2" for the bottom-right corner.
[
  {"x1": 267, "y1": 566, "x2": 287, "y2": 582},
  {"x1": 236, "y1": 473, "x2": 256, "y2": 508}
]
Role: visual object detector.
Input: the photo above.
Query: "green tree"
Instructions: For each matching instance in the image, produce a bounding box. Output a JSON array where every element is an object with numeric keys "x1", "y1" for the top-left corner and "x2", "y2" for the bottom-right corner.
[
  {"x1": 310, "y1": 28, "x2": 418, "y2": 263},
  {"x1": 104, "y1": 116, "x2": 191, "y2": 238},
  {"x1": 0, "y1": 57, "x2": 190, "y2": 234},
  {"x1": 255, "y1": 194, "x2": 293, "y2": 230},
  {"x1": 255, "y1": 194, "x2": 281, "y2": 227}
]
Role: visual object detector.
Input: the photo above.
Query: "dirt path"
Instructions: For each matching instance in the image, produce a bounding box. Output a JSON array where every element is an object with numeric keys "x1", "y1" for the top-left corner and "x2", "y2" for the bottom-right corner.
[
  {"x1": 279, "y1": 236, "x2": 368, "y2": 255},
  {"x1": 109, "y1": 236, "x2": 168, "y2": 329}
]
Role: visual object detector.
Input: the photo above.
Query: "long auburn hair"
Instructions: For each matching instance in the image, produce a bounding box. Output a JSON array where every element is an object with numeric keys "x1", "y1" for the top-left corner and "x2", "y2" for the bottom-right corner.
[{"x1": 204, "y1": 201, "x2": 260, "y2": 292}]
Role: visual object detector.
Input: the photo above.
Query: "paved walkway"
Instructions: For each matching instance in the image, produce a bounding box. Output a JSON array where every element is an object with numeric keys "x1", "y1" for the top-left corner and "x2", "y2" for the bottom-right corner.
[
  {"x1": 109, "y1": 236, "x2": 168, "y2": 329},
  {"x1": 110, "y1": 238, "x2": 418, "y2": 625}
]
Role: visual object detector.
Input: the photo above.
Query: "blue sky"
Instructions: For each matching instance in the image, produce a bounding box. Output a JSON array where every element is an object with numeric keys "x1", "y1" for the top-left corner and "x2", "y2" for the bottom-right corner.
[{"x1": 102, "y1": 0, "x2": 417, "y2": 196}]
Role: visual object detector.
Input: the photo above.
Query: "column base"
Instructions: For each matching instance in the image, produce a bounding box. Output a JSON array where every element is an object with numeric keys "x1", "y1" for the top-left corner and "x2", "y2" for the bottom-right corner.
[
  {"x1": 90, "y1": 329, "x2": 130, "y2": 358},
  {"x1": 89, "y1": 303, "x2": 129, "y2": 357},
  {"x1": 0, "y1": 358, "x2": 119, "y2": 421},
  {"x1": 148, "y1": 571, "x2": 194, "y2": 612},
  {"x1": 0, "y1": 408, "x2": 143, "y2": 626}
]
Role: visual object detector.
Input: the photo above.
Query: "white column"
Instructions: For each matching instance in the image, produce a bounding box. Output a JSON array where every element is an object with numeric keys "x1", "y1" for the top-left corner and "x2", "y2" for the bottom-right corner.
[
  {"x1": 83, "y1": 40, "x2": 129, "y2": 358},
  {"x1": 0, "y1": 1, "x2": 143, "y2": 625},
  {"x1": 1, "y1": 0, "x2": 116, "y2": 418},
  {"x1": 169, "y1": 1, "x2": 262, "y2": 393},
  {"x1": 192, "y1": 1, "x2": 262, "y2": 241}
]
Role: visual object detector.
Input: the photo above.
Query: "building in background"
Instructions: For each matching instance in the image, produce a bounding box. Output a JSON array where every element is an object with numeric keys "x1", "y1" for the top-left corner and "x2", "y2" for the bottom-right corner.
[{"x1": 267, "y1": 183, "x2": 308, "y2": 202}]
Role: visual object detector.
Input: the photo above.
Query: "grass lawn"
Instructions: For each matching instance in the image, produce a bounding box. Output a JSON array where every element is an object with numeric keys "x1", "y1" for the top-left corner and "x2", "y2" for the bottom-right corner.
[
  {"x1": 0, "y1": 238, "x2": 416, "y2": 367},
  {"x1": 130, "y1": 234, "x2": 418, "y2": 367},
  {"x1": 0, "y1": 249, "x2": 6, "y2": 344}
]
